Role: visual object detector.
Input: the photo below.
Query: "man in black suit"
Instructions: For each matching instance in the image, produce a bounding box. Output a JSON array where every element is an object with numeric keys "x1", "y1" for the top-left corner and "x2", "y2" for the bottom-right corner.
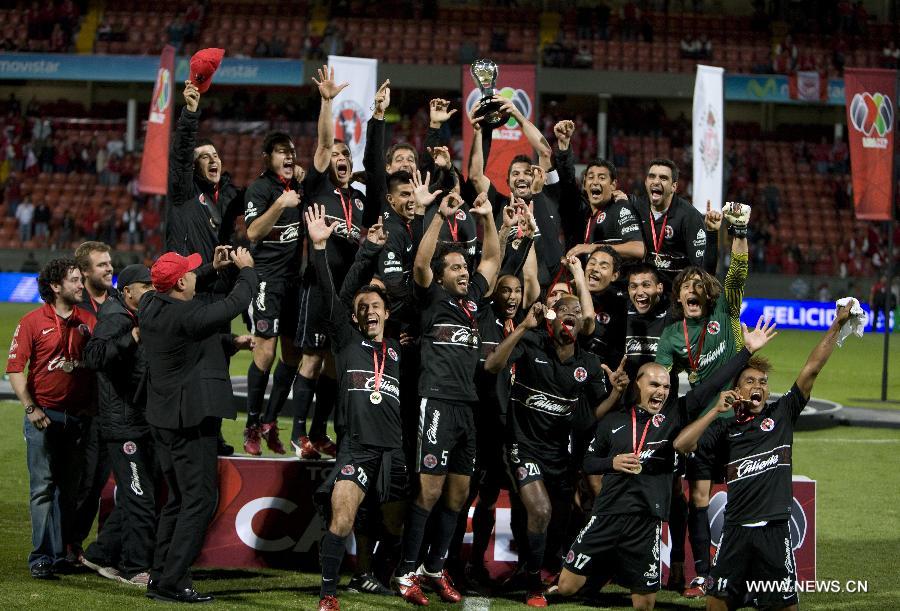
[{"x1": 139, "y1": 248, "x2": 256, "y2": 603}]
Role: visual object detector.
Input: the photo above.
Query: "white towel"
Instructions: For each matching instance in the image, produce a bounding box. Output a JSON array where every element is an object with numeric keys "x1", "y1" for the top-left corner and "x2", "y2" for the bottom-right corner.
[{"x1": 835, "y1": 297, "x2": 865, "y2": 347}]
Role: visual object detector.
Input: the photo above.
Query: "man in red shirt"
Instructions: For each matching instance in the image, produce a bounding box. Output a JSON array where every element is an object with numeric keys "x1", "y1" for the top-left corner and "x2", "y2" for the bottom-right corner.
[{"x1": 7, "y1": 258, "x2": 97, "y2": 579}]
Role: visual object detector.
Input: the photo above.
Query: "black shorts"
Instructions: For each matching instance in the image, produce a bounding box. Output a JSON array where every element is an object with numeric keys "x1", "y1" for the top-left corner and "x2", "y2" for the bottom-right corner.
[
  {"x1": 416, "y1": 397, "x2": 477, "y2": 477},
  {"x1": 333, "y1": 443, "x2": 409, "y2": 502},
  {"x1": 248, "y1": 277, "x2": 300, "y2": 339},
  {"x1": 708, "y1": 520, "x2": 799, "y2": 608},
  {"x1": 296, "y1": 279, "x2": 330, "y2": 350},
  {"x1": 504, "y1": 443, "x2": 571, "y2": 492},
  {"x1": 563, "y1": 513, "x2": 662, "y2": 593}
]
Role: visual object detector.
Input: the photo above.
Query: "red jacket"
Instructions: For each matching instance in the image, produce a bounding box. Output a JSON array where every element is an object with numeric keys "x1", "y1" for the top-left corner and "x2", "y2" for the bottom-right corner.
[{"x1": 7, "y1": 304, "x2": 97, "y2": 415}]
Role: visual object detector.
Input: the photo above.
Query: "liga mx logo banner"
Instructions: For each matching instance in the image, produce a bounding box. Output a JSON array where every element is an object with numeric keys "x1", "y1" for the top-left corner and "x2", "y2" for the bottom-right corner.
[
  {"x1": 692, "y1": 65, "x2": 724, "y2": 215},
  {"x1": 462, "y1": 64, "x2": 536, "y2": 198},
  {"x1": 328, "y1": 55, "x2": 377, "y2": 173},
  {"x1": 138, "y1": 45, "x2": 175, "y2": 195},
  {"x1": 844, "y1": 68, "x2": 896, "y2": 221}
]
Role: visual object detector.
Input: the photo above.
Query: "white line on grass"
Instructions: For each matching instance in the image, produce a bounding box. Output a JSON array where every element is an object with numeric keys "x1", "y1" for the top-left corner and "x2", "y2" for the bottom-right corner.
[
  {"x1": 795, "y1": 438, "x2": 900, "y2": 443},
  {"x1": 464, "y1": 596, "x2": 491, "y2": 611}
]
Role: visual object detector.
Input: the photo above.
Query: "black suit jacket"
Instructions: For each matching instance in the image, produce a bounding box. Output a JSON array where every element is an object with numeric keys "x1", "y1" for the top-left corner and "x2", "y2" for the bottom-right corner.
[{"x1": 139, "y1": 267, "x2": 258, "y2": 429}]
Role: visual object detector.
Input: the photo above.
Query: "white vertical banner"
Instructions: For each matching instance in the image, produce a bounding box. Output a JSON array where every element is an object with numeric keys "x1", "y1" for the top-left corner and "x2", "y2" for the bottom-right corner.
[
  {"x1": 327, "y1": 55, "x2": 377, "y2": 172},
  {"x1": 692, "y1": 64, "x2": 724, "y2": 214}
]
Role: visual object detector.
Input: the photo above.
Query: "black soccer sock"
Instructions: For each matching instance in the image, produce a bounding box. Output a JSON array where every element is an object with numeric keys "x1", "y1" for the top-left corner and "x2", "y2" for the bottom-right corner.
[
  {"x1": 290, "y1": 373, "x2": 317, "y2": 440},
  {"x1": 397, "y1": 504, "x2": 431, "y2": 576},
  {"x1": 245, "y1": 362, "x2": 270, "y2": 428},
  {"x1": 424, "y1": 506, "x2": 460, "y2": 574},
  {"x1": 320, "y1": 530, "x2": 347, "y2": 597},
  {"x1": 688, "y1": 504, "x2": 711, "y2": 577},
  {"x1": 310, "y1": 375, "x2": 337, "y2": 440},
  {"x1": 669, "y1": 488, "x2": 689, "y2": 564},
  {"x1": 471, "y1": 490, "x2": 498, "y2": 565},
  {"x1": 261, "y1": 360, "x2": 296, "y2": 424},
  {"x1": 525, "y1": 530, "x2": 547, "y2": 577}
]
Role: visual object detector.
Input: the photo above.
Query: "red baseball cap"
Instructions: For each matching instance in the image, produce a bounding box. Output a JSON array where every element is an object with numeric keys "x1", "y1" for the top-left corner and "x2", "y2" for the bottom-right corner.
[
  {"x1": 151, "y1": 252, "x2": 203, "y2": 292},
  {"x1": 189, "y1": 47, "x2": 225, "y2": 93}
]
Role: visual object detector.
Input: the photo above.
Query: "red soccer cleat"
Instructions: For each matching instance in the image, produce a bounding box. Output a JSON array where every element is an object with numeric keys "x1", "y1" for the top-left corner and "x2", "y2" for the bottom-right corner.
[
  {"x1": 393, "y1": 572, "x2": 430, "y2": 606},
  {"x1": 318, "y1": 595, "x2": 340, "y2": 611},
  {"x1": 242, "y1": 425, "x2": 262, "y2": 456},
  {"x1": 311, "y1": 435, "x2": 338, "y2": 458},
  {"x1": 526, "y1": 590, "x2": 549, "y2": 607},
  {"x1": 418, "y1": 566, "x2": 462, "y2": 603},
  {"x1": 260, "y1": 422, "x2": 286, "y2": 454},
  {"x1": 291, "y1": 435, "x2": 321, "y2": 460},
  {"x1": 683, "y1": 576, "x2": 708, "y2": 598}
]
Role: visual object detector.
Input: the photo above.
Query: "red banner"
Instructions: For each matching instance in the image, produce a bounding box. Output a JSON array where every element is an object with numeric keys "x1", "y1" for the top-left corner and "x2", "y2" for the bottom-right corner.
[
  {"x1": 102, "y1": 457, "x2": 816, "y2": 582},
  {"x1": 844, "y1": 68, "x2": 896, "y2": 221},
  {"x1": 461, "y1": 64, "x2": 536, "y2": 197},
  {"x1": 137, "y1": 45, "x2": 175, "y2": 195}
]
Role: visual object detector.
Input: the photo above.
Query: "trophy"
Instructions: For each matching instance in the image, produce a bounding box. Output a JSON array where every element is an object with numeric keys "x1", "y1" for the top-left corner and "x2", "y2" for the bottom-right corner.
[{"x1": 469, "y1": 59, "x2": 509, "y2": 130}]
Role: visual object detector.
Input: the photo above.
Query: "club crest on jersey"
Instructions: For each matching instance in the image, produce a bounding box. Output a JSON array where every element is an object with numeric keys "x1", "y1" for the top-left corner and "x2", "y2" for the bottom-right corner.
[
  {"x1": 760, "y1": 418, "x2": 775, "y2": 432},
  {"x1": 574, "y1": 366, "x2": 588, "y2": 382},
  {"x1": 664, "y1": 225, "x2": 674, "y2": 239},
  {"x1": 256, "y1": 320, "x2": 270, "y2": 333},
  {"x1": 388, "y1": 347, "x2": 399, "y2": 361},
  {"x1": 566, "y1": 550, "x2": 575, "y2": 563},
  {"x1": 517, "y1": 467, "x2": 528, "y2": 481},
  {"x1": 455, "y1": 210, "x2": 467, "y2": 221},
  {"x1": 652, "y1": 413, "x2": 666, "y2": 428},
  {"x1": 596, "y1": 312, "x2": 611, "y2": 324},
  {"x1": 597, "y1": 212, "x2": 606, "y2": 224},
  {"x1": 706, "y1": 321, "x2": 720, "y2": 335},
  {"x1": 198, "y1": 193, "x2": 205, "y2": 204},
  {"x1": 122, "y1": 441, "x2": 137, "y2": 455},
  {"x1": 341, "y1": 464, "x2": 355, "y2": 476},
  {"x1": 354, "y1": 198, "x2": 364, "y2": 211},
  {"x1": 465, "y1": 300, "x2": 477, "y2": 312},
  {"x1": 423, "y1": 454, "x2": 438, "y2": 469}
]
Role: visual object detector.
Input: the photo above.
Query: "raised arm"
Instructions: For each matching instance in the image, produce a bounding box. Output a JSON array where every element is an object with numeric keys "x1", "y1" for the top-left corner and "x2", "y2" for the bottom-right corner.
[
  {"x1": 562, "y1": 254, "x2": 595, "y2": 336},
  {"x1": 485, "y1": 302, "x2": 542, "y2": 373},
  {"x1": 472, "y1": 191, "x2": 501, "y2": 290},
  {"x1": 495, "y1": 94, "x2": 551, "y2": 162},
  {"x1": 339, "y1": 217, "x2": 386, "y2": 309},
  {"x1": 673, "y1": 391, "x2": 735, "y2": 454},
  {"x1": 467, "y1": 110, "x2": 491, "y2": 195},
  {"x1": 183, "y1": 249, "x2": 258, "y2": 338},
  {"x1": 795, "y1": 304, "x2": 852, "y2": 400},
  {"x1": 312, "y1": 65, "x2": 348, "y2": 174},
  {"x1": 702, "y1": 199, "x2": 721, "y2": 275},
  {"x1": 168, "y1": 81, "x2": 201, "y2": 206},
  {"x1": 413, "y1": 192, "x2": 463, "y2": 288},
  {"x1": 594, "y1": 357, "x2": 629, "y2": 419}
]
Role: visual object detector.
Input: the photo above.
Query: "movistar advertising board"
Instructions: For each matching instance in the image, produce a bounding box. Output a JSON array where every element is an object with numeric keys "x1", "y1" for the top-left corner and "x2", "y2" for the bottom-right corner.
[
  {"x1": 725, "y1": 74, "x2": 845, "y2": 105},
  {"x1": 0, "y1": 53, "x2": 303, "y2": 86}
]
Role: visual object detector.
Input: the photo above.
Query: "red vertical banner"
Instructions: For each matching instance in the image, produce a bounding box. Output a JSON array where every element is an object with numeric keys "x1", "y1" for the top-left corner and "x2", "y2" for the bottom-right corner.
[
  {"x1": 461, "y1": 64, "x2": 536, "y2": 197},
  {"x1": 844, "y1": 68, "x2": 896, "y2": 220},
  {"x1": 138, "y1": 45, "x2": 176, "y2": 195}
]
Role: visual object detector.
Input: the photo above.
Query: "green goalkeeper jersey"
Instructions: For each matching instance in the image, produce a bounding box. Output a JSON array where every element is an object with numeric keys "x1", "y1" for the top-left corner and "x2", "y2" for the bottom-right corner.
[{"x1": 656, "y1": 252, "x2": 748, "y2": 396}]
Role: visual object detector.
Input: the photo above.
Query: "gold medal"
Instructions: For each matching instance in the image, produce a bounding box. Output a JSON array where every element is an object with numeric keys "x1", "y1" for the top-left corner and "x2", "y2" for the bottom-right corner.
[
  {"x1": 544, "y1": 309, "x2": 557, "y2": 321},
  {"x1": 688, "y1": 370, "x2": 699, "y2": 384},
  {"x1": 61, "y1": 361, "x2": 74, "y2": 373},
  {"x1": 634, "y1": 463, "x2": 642, "y2": 474},
  {"x1": 370, "y1": 391, "x2": 382, "y2": 404}
]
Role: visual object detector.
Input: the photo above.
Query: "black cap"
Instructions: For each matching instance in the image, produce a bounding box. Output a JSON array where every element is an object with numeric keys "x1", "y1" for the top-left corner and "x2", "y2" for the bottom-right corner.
[{"x1": 116, "y1": 264, "x2": 152, "y2": 290}]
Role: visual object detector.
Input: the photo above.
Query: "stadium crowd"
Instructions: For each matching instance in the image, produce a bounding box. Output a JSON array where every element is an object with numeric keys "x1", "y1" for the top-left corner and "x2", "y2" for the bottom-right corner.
[{"x1": 8, "y1": 66, "x2": 858, "y2": 611}]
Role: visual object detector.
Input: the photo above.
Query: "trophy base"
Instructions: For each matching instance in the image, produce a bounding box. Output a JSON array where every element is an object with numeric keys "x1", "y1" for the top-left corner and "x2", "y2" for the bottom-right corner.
[{"x1": 474, "y1": 98, "x2": 510, "y2": 130}]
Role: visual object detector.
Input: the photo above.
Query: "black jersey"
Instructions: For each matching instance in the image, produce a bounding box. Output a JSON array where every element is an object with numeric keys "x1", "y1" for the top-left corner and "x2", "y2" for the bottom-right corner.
[
  {"x1": 378, "y1": 209, "x2": 416, "y2": 327},
  {"x1": 421, "y1": 203, "x2": 478, "y2": 259},
  {"x1": 243, "y1": 170, "x2": 303, "y2": 279},
  {"x1": 631, "y1": 194, "x2": 706, "y2": 283},
  {"x1": 702, "y1": 384, "x2": 807, "y2": 527},
  {"x1": 624, "y1": 296, "x2": 673, "y2": 379},
  {"x1": 416, "y1": 272, "x2": 488, "y2": 402},
  {"x1": 507, "y1": 330, "x2": 608, "y2": 468},
  {"x1": 312, "y1": 248, "x2": 402, "y2": 448},
  {"x1": 583, "y1": 347, "x2": 754, "y2": 520},
  {"x1": 582, "y1": 288, "x2": 628, "y2": 368},
  {"x1": 563, "y1": 195, "x2": 643, "y2": 250},
  {"x1": 303, "y1": 165, "x2": 367, "y2": 278}
]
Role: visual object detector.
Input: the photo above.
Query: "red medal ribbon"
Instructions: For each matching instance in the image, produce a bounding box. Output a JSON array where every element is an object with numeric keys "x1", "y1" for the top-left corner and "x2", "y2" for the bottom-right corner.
[
  {"x1": 405, "y1": 221, "x2": 413, "y2": 240},
  {"x1": 503, "y1": 319, "x2": 516, "y2": 337},
  {"x1": 648, "y1": 207, "x2": 669, "y2": 260},
  {"x1": 372, "y1": 341, "x2": 387, "y2": 394},
  {"x1": 336, "y1": 188, "x2": 355, "y2": 236},
  {"x1": 631, "y1": 406, "x2": 653, "y2": 458},
  {"x1": 213, "y1": 183, "x2": 220, "y2": 204},
  {"x1": 457, "y1": 299, "x2": 476, "y2": 330},
  {"x1": 446, "y1": 214, "x2": 460, "y2": 242},
  {"x1": 682, "y1": 318, "x2": 707, "y2": 377},
  {"x1": 584, "y1": 209, "x2": 601, "y2": 244},
  {"x1": 49, "y1": 305, "x2": 75, "y2": 362}
]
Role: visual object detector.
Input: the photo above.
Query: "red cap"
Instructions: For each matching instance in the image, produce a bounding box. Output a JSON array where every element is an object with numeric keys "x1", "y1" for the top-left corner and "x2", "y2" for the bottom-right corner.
[
  {"x1": 189, "y1": 47, "x2": 225, "y2": 93},
  {"x1": 151, "y1": 252, "x2": 203, "y2": 292}
]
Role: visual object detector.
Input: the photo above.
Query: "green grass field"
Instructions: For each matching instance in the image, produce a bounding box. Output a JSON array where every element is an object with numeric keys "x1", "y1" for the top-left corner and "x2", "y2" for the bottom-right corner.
[{"x1": 0, "y1": 302, "x2": 898, "y2": 609}]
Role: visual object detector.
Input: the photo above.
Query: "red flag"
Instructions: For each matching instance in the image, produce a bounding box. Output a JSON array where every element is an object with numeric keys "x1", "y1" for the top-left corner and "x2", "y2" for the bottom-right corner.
[
  {"x1": 844, "y1": 68, "x2": 896, "y2": 220},
  {"x1": 138, "y1": 45, "x2": 176, "y2": 195},
  {"x1": 788, "y1": 70, "x2": 827, "y2": 102},
  {"x1": 461, "y1": 65, "x2": 536, "y2": 197}
]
